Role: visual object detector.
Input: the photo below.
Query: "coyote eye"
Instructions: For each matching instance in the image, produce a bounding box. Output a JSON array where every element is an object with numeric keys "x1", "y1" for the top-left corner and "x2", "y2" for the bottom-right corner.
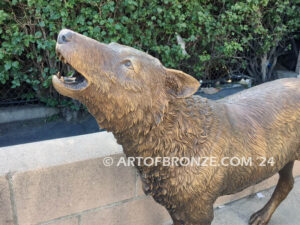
[{"x1": 123, "y1": 60, "x2": 134, "y2": 70}]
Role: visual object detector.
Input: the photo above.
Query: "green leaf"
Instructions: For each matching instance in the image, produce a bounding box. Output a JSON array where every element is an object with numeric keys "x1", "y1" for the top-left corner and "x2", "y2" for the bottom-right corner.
[
  {"x1": 12, "y1": 61, "x2": 19, "y2": 68},
  {"x1": 39, "y1": 21, "x2": 45, "y2": 27},
  {"x1": 35, "y1": 31, "x2": 42, "y2": 38},
  {"x1": 4, "y1": 61, "x2": 12, "y2": 71}
]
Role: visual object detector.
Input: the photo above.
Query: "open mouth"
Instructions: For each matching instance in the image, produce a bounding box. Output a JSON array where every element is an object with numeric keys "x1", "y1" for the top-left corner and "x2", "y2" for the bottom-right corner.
[{"x1": 54, "y1": 52, "x2": 89, "y2": 91}]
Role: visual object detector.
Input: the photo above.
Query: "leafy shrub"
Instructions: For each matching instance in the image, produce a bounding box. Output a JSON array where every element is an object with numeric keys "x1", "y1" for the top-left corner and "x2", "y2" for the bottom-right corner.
[{"x1": 0, "y1": 0, "x2": 299, "y2": 107}]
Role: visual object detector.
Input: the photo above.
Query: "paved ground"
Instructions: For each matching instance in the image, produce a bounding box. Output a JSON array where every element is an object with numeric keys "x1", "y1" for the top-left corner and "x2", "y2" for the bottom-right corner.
[
  {"x1": 212, "y1": 177, "x2": 300, "y2": 225},
  {"x1": 197, "y1": 86, "x2": 245, "y2": 100},
  {"x1": 0, "y1": 114, "x2": 100, "y2": 147},
  {"x1": 0, "y1": 87, "x2": 245, "y2": 147}
]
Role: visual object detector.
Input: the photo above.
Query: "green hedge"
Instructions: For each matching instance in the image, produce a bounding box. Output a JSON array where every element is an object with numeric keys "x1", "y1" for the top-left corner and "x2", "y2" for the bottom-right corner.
[{"x1": 0, "y1": 0, "x2": 299, "y2": 107}]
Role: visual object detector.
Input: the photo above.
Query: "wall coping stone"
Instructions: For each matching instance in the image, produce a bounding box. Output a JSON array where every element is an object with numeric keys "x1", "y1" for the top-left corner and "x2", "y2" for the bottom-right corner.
[{"x1": 0, "y1": 131, "x2": 122, "y2": 176}]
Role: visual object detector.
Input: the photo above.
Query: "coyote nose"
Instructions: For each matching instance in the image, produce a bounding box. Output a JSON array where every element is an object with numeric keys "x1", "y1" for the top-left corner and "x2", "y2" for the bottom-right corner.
[{"x1": 57, "y1": 29, "x2": 73, "y2": 44}]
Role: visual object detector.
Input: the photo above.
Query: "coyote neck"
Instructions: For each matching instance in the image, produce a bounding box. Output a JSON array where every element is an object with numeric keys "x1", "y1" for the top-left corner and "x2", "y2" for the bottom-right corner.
[{"x1": 115, "y1": 96, "x2": 215, "y2": 160}]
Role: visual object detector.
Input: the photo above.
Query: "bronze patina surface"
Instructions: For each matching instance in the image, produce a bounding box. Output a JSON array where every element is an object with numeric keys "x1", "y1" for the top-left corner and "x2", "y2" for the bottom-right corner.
[{"x1": 52, "y1": 29, "x2": 300, "y2": 225}]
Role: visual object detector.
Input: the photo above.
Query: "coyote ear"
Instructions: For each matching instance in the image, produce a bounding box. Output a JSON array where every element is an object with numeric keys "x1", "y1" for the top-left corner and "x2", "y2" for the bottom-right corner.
[{"x1": 165, "y1": 68, "x2": 200, "y2": 98}]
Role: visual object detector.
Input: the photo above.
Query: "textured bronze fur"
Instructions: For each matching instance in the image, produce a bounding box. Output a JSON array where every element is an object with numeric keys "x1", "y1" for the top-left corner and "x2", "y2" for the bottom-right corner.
[{"x1": 53, "y1": 29, "x2": 300, "y2": 225}]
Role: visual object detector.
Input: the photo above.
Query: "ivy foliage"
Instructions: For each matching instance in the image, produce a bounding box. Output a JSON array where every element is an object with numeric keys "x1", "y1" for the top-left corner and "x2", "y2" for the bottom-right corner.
[{"x1": 0, "y1": 0, "x2": 299, "y2": 106}]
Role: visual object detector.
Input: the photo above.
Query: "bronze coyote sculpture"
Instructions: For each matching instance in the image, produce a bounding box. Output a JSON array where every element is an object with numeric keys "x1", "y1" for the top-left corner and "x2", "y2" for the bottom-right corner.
[{"x1": 53, "y1": 29, "x2": 300, "y2": 225}]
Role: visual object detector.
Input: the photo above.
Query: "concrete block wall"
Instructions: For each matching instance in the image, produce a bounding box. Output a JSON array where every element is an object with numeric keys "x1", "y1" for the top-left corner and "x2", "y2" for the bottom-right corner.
[
  {"x1": 0, "y1": 133, "x2": 171, "y2": 225},
  {"x1": 1, "y1": 132, "x2": 300, "y2": 225}
]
